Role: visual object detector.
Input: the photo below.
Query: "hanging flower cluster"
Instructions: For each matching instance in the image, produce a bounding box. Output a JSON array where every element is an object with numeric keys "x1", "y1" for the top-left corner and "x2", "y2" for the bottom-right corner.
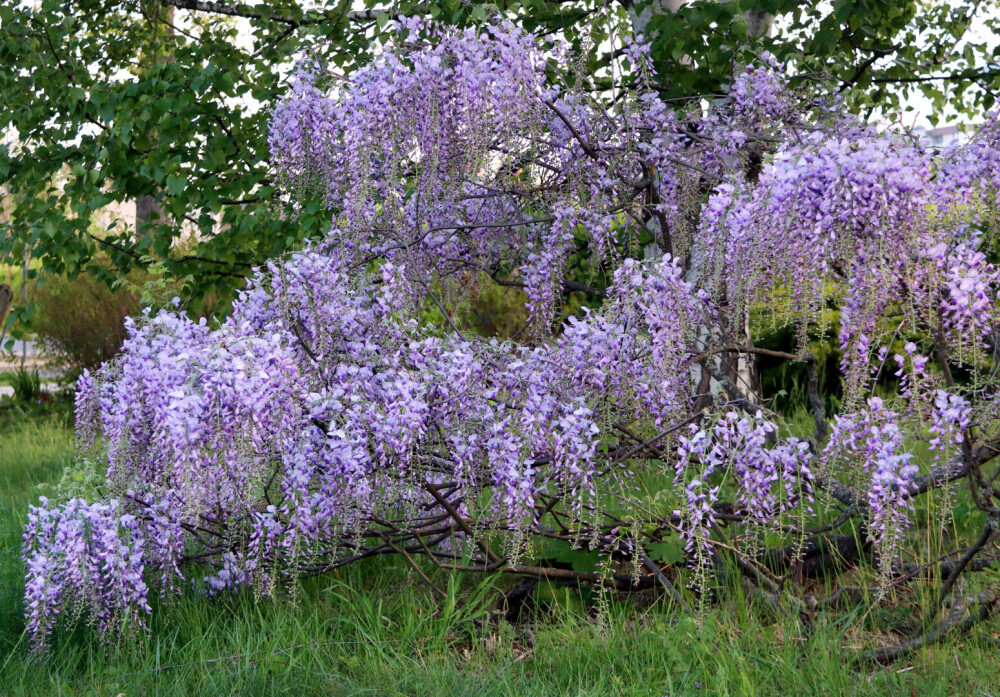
[
  {"x1": 698, "y1": 132, "x2": 931, "y2": 321},
  {"x1": 23, "y1": 242, "x2": 710, "y2": 648},
  {"x1": 675, "y1": 411, "x2": 812, "y2": 589},
  {"x1": 822, "y1": 385, "x2": 972, "y2": 580},
  {"x1": 824, "y1": 398, "x2": 917, "y2": 576},
  {"x1": 23, "y1": 498, "x2": 150, "y2": 651},
  {"x1": 935, "y1": 113, "x2": 1000, "y2": 213},
  {"x1": 919, "y1": 239, "x2": 999, "y2": 356}
]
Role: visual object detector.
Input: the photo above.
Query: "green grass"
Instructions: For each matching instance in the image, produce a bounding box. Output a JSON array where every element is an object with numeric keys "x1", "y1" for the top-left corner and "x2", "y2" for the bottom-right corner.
[{"x1": 1, "y1": 416, "x2": 1000, "y2": 696}]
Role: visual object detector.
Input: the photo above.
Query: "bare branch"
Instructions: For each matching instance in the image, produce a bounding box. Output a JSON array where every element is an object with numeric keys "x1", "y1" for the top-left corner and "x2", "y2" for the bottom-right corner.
[{"x1": 856, "y1": 586, "x2": 1000, "y2": 664}]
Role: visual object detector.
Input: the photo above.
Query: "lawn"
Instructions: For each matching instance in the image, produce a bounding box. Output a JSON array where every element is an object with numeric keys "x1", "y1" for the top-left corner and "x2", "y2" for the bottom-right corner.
[{"x1": 1, "y1": 414, "x2": 999, "y2": 697}]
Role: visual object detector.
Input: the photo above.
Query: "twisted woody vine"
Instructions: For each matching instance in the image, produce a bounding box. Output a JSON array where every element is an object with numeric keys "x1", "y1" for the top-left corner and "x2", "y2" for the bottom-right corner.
[{"x1": 21, "y1": 21, "x2": 1000, "y2": 661}]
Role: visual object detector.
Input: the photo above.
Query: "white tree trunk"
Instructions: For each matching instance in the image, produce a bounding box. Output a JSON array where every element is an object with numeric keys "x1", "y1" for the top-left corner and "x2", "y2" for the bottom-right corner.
[{"x1": 630, "y1": 0, "x2": 771, "y2": 407}]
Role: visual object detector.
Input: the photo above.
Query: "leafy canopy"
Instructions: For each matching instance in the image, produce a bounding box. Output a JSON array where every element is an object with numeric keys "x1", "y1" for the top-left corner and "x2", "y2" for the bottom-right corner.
[{"x1": 1, "y1": 0, "x2": 996, "y2": 330}]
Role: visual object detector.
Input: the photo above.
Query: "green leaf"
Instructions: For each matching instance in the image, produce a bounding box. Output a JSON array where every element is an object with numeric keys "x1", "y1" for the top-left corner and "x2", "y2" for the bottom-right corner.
[
  {"x1": 647, "y1": 539, "x2": 685, "y2": 566},
  {"x1": 166, "y1": 175, "x2": 186, "y2": 196}
]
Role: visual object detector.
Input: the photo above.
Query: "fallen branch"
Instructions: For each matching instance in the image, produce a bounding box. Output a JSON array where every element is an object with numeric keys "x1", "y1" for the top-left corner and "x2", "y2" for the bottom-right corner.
[
  {"x1": 640, "y1": 551, "x2": 692, "y2": 614},
  {"x1": 855, "y1": 586, "x2": 1000, "y2": 664}
]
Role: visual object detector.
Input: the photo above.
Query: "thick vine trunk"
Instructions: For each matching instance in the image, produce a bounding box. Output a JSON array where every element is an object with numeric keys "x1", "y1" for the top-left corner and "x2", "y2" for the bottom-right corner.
[{"x1": 0, "y1": 283, "x2": 12, "y2": 335}]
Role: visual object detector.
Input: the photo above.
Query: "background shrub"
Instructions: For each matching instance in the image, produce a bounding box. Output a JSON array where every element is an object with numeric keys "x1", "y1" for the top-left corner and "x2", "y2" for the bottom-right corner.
[
  {"x1": 0, "y1": 368, "x2": 41, "y2": 403},
  {"x1": 31, "y1": 270, "x2": 142, "y2": 373}
]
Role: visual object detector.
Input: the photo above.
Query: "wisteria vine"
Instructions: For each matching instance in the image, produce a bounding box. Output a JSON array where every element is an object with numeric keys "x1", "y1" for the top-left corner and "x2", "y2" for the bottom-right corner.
[{"x1": 22, "y1": 20, "x2": 1000, "y2": 655}]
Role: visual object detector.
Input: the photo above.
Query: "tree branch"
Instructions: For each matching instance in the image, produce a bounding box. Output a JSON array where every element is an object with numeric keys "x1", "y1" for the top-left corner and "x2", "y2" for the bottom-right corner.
[
  {"x1": 856, "y1": 587, "x2": 1000, "y2": 664},
  {"x1": 871, "y1": 68, "x2": 1000, "y2": 85},
  {"x1": 162, "y1": 0, "x2": 428, "y2": 27},
  {"x1": 490, "y1": 273, "x2": 607, "y2": 299}
]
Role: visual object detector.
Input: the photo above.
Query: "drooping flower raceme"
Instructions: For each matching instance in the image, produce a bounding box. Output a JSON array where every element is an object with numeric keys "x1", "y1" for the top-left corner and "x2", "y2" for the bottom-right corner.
[
  {"x1": 823, "y1": 398, "x2": 919, "y2": 577},
  {"x1": 675, "y1": 411, "x2": 813, "y2": 589},
  {"x1": 23, "y1": 497, "x2": 151, "y2": 651}
]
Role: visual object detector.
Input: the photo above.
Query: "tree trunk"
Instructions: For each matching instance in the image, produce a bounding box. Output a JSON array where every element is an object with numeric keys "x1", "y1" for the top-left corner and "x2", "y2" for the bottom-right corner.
[
  {"x1": 629, "y1": 0, "x2": 770, "y2": 408},
  {"x1": 135, "y1": 4, "x2": 175, "y2": 237},
  {"x1": 0, "y1": 283, "x2": 12, "y2": 337}
]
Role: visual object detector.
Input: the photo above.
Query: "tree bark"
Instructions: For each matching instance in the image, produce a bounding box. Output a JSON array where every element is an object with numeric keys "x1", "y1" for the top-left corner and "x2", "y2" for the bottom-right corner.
[
  {"x1": 135, "y1": 5, "x2": 176, "y2": 237},
  {"x1": 0, "y1": 283, "x2": 13, "y2": 335}
]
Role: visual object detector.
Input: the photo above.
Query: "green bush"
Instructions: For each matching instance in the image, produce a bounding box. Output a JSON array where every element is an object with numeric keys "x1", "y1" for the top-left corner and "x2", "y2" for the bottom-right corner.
[
  {"x1": 31, "y1": 270, "x2": 142, "y2": 373},
  {"x1": 1, "y1": 368, "x2": 41, "y2": 402}
]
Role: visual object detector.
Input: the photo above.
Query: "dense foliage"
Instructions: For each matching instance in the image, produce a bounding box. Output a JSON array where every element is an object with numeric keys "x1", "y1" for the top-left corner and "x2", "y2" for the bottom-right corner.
[
  {"x1": 19, "y1": 19, "x2": 1000, "y2": 661},
  {"x1": 1, "y1": 0, "x2": 997, "y2": 328}
]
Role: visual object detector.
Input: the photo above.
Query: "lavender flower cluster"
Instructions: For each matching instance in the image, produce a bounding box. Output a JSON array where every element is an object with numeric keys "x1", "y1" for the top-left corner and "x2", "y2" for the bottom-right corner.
[
  {"x1": 823, "y1": 382, "x2": 971, "y2": 578},
  {"x1": 23, "y1": 244, "x2": 709, "y2": 648},
  {"x1": 698, "y1": 111, "x2": 1000, "y2": 402},
  {"x1": 824, "y1": 398, "x2": 917, "y2": 576},
  {"x1": 676, "y1": 412, "x2": 812, "y2": 589},
  {"x1": 24, "y1": 498, "x2": 150, "y2": 650}
]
